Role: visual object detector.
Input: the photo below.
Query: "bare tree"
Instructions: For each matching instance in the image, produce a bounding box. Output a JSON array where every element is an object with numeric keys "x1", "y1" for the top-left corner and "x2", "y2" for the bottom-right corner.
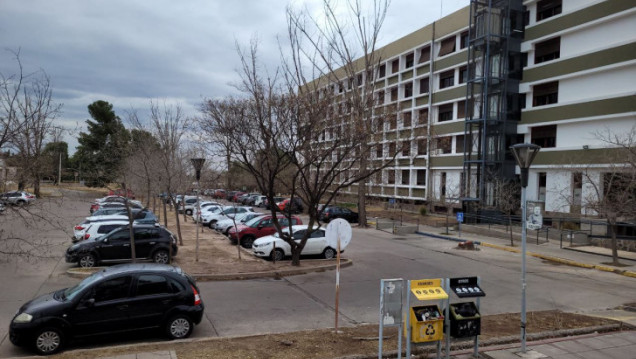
[
  {"x1": 0, "y1": 49, "x2": 27, "y2": 153},
  {"x1": 580, "y1": 125, "x2": 636, "y2": 265}
]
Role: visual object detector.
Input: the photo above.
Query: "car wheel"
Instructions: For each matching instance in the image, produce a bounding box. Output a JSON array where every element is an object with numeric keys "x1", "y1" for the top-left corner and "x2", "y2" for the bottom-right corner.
[
  {"x1": 186, "y1": 209, "x2": 193, "y2": 216},
  {"x1": 271, "y1": 249, "x2": 284, "y2": 261},
  {"x1": 17, "y1": 200, "x2": 25, "y2": 207},
  {"x1": 241, "y1": 235, "x2": 255, "y2": 248},
  {"x1": 78, "y1": 253, "x2": 96, "y2": 268},
  {"x1": 153, "y1": 249, "x2": 170, "y2": 264},
  {"x1": 323, "y1": 247, "x2": 336, "y2": 259},
  {"x1": 33, "y1": 327, "x2": 64, "y2": 355},
  {"x1": 166, "y1": 315, "x2": 193, "y2": 340}
]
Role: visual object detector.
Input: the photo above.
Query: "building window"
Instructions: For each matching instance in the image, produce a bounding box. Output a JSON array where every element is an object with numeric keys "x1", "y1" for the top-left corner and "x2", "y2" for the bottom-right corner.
[
  {"x1": 437, "y1": 137, "x2": 452, "y2": 154},
  {"x1": 419, "y1": 77, "x2": 429, "y2": 94},
  {"x1": 455, "y1": 134, "x2": 465, "y2": 153},
  {"x1": 417, "y1": 139, "x2": 427, "y2": 155},
  {"x1": 538, "y1": 172, "x2": 547, "y2": 201},
  {"x1": 459, "y1": 66, "x2": 468, "y2": 84},
  {"x1": 418, "y1": 46, "x2": 431, "y2": 64},
  {"x1": 390, "y1": 87, "x2": 398, "y2": 102},
  {"x1": 404, "y1": 82, "x2": 413, "y2": 98},
  {"x1": 391, "y1": 59, "x2": 399, "y2": 74},
  {"x1": 439, "y1": 70, "x2": 454, "y2": 89},
  {"x1": 460, "y1": 30, "x2": 469, "y2": 49},
  {"x1": 401, "y1": 170, "x2": 410, "y2": 185},
  {"x1": 405, "y1": 53, "x2": 414, "y2": 68},
  {"x1": 389, "y1": 142, "x2": 396, "y2": 155},
  {"x1": 533, "y1": 81, "x2": 558, "y2": 106},
  {"x1": 376, "y1": 144, "x2": 383, "y2": 158},
  {"x1": 402, "y1": 141, "x2": 410, "y2": 156},
  {"x1": 572, "y1": 172, "x2": 582, "y2": 209},
  {"x1": 418, "y1": 108, "x2": 428, "y2": 125},
  {"x1": 531, "y1": 125, "x2": 556, "y2": 148},
  {"x1": 376, "y1": 90, "x2": 385, "y2": 105},
  {"x1": 374, "y1": 117, "x2": 383, "y2": 132},
  {"x1": 438, "y1": 103, "x2": 453, "y2": 123},
  {"x1": 536, "y1": 0, "x2": 562, "y2": 22},
  {"x1": 440, "y1": 172, "x2": 447, "y2": 197},
  {"x1": 523, "y1": 10, "x2": 530, "y2": 26},
  {"x1": 456, "y1": 100, "x2": 466, "y2": 119},
  {"x1": 535, "y1": 37, "x2": 560, "y2": 64},
  {"x1": 388, "y1": 115, "x2": 397, "y2": 130},
  {"x1": 438, "y1": 36, "x2": 456, "y2": 57},
  {"x1": 378, "y1": 64, "x2": 386, "y2": 78},
  {"x1": 402, "y1": 112, "x2": 412, "y2": 127},
  {"x1": 388, "y1": 170, "x2": 395, "y2": 184},
  {"x1": 416, "y1": 170, "x2": 427, "y2": 185}
]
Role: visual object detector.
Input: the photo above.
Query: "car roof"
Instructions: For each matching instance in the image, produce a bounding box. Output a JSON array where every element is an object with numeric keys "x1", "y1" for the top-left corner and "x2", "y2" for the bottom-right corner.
[
  {"x1": 90, "y1": 220, "x2": 129, "y2": 226},
  {"x1": 96, "y1": 263, "x2": 183, "y2": 277},
  {"x1": 289, "y1": 224, "x2": 322, "y2": 232}
]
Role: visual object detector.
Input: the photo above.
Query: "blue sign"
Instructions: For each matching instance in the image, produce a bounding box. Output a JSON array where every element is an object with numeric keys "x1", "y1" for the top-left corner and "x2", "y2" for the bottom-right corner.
[
  {"x1": 389, "y1": 198, "x2": 396, "y2": 205},
  {"x1": 456, "y1": 212, "x2": 464, "y2": 223}
]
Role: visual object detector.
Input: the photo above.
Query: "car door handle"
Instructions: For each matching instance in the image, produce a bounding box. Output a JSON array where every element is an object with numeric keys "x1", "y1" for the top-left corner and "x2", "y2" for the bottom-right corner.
[
  {"x1": 149, "y1": 242, "x2": 156, "y2": 245},
  {"x1": 162, "y1": 299, "x2": 173, "y2": 304},
  {"x1": 123, "y1": 244, "x2": 130, "y2": 247},
  {"x1": 117, "y1": 304, "x2": 129, "y2": 310}
]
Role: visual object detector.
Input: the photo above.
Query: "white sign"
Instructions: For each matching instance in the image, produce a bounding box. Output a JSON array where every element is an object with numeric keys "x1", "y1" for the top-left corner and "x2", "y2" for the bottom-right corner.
[
  {"x1": 527, "y1": 205, "x2": 543, "y2": 230},
  {"x1": 326, "y1": 218, "x2": 352, "y2": 250}
]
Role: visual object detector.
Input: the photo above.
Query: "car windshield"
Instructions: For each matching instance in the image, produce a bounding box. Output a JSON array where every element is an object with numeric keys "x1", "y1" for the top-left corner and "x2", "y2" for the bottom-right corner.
[
  {"x1": 61, "y1": 271, "x2": 104, "y2": 301},
  {"x1": 244, "y1": 216, "x2": 263, "y2": 227}
]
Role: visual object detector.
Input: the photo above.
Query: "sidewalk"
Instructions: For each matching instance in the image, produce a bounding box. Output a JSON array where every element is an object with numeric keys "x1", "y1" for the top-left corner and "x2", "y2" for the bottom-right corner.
[{"x1": 415, "y1": 223, "x2": 636, "y2": 279}]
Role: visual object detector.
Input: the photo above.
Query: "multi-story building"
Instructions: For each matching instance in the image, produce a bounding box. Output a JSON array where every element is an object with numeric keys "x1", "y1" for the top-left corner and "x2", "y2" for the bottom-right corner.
[{"x1": 330, "y1": 0, "x2": 635, "y2": 218}]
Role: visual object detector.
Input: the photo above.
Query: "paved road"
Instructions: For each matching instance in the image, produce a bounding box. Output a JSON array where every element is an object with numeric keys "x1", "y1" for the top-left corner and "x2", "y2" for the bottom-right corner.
[{"x1": 1, "y1": 191, "x2": 635, "y2": 357}]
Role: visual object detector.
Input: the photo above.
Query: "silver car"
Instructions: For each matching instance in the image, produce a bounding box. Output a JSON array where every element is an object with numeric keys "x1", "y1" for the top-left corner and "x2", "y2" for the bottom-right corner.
[{"x1": 0, "y1": 191, "x2": 36, "y2": 206}]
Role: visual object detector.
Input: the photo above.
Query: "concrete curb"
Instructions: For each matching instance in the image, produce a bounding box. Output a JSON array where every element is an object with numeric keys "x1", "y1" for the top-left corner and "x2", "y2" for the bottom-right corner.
[
  {"x1": 66, "y1": 259, "x2": 353, "y2": 281},
  {"x1": 415, "y1": 231, "x2": 636, "y2": 278}
]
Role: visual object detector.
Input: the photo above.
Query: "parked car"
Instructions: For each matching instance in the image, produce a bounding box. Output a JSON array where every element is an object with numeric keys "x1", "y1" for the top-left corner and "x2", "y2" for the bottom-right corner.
[
  {"x1": 278, "y1": 197, "x2": 304, "y2": 213},
  {"x1": 194, "y1": 205, "x2": 223, "y2": 224},
  {"x1": 0, "y1": 201, "x2": 5, "y2": 213},
  {"x1": 319, "y1": 206, "x2": 359, "y2": 223},
  {"x1": 75, "y1": 219, "x2": 128, "y2": 242},
  {"x1": 89, "y1": 197, "x2": 141, "y2": 214},
  {"x1": 213, "y1": 189, "x2": 226, "y2": 199},
  {"x1": 225, "y1": 191, "x2": 237, "y2": 201},
  {"x1": 201, "y1": 206, "x2": 254, "y2": 228},
  {"x1": 264, "y1": 196, "x2": 284, "y2": 210},
  {"x1": 231, "y1": 192, "x2": 246, "y2": 202},
  {"x1": 215, "y1": 212, "x2": 265, "y2": 235},
  {"x1": 107, "y1": 188, "x2": 135, "y2": 199},
  {"x1": 73, "y1": 209, "x2": 159, "y2": 241},
  {"x1": 177, "y1": 196, "x2": 198, "y2": 215},
  {"x1": 9, "y1": 263, "x2": 203, "y2": 355},
  {"x1": 227, "y1": 214, "x2": 302, "y2": 248},
  {"x1": 254, "y1": 195, "x2": 267, "y2": 207},
  {"x1": 190, "y1": 201, "x2": 221, "y2": 218},
  {"x1": 1, "y1": 191, "x2": 36, "y2": 206},
  {"x1": 253, "y1": 225, "x2": 338, "y2": 261},
  {"x1": 66, "y1": 224, "x2": 178, "y2": 268}
]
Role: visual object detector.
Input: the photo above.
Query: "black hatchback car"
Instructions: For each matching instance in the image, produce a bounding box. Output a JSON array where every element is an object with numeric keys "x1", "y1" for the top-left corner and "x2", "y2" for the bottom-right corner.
[
  {"x1": 9, "y1": 263, "x2": 204, "y2": 355},
  {"x1": 319, "y1": 206, "x2": 359, "y2": 223},
  {"x1": 66, "y1": 224, "x2": 178, "y2": 267}
]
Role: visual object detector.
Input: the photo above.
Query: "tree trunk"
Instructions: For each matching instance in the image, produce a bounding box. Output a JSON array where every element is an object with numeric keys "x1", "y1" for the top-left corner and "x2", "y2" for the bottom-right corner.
[
  {"x1": 163, "y1": 199, "x2": 168, "y2": 227},
  {"x1": 172, "y1": 197, "x2": 184, "y2": 246},
  {"x1": 146, "y1": 178, "x2": 151, "y2": 208},
  {"x1": 508, "y1": 215, "x2": 514, "y2": 246},
  {"x1": 291, "y1": 246, "x2": 301, "y2": 266},
  {"x1": 122, "y1": 183, "x2": 137, "y2": 263},
  {"x1": 357, "y1": 154, "x2": 369, "y2": 227},
  {"x1": 33, "y1": 180, "x2": 41, "y2": 198},
  {"x1": 610, "y1": 223, "x2": 620, "y2": 265}
]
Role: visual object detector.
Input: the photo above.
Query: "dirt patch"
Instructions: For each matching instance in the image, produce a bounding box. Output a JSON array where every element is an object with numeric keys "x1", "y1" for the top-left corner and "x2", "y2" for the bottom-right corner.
[{"x1": 50, "y1": 310, "x2": 620, "y2": 359}]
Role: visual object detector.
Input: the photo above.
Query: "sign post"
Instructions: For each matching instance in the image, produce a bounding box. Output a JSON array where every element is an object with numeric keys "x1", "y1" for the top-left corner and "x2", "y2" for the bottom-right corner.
[
  {"x1": 456, "y1": 212, "x2": 464, "y2": 237},
  {"x1": 326, "y1": 219, "x2": 352, "y2": 333}
]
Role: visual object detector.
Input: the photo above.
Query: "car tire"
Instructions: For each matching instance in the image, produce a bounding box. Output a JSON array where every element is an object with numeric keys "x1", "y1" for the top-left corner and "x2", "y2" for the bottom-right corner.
[
  {"x1": 186, "y1": 209, "x2": 193, "y2": 216},
  {"x1": 153, "y1": 249, "x2": 170, "y2": 264},
  {"x1": 165, "y1": 315, "x2": 193, "y2": 340},
  {"x1": 17, "y1": 200, "x2": 25, "y2": 207},
  {"x1": 78, "y1": 253, "x2": 96, "y2": 268},
  {"x1": 33, "y1": 327, "x2": 64, "y2": 355},
  {"x1": 271, "y1": 249, "x2": 284, "y2": 261},
  {"x1": 323, "y1": 247, "x2": 336, "y2": 259},
  {"x1": 241, "y1": 235, "x2": 255, "y2": 248}
]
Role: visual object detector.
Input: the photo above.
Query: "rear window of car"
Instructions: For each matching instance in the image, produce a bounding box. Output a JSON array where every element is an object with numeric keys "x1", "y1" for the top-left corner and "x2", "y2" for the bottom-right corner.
[
  {"x1": 98, "y1": 224, "x2": 124, "y2": 234},
  {"x1": 136, "y1": 274, "x2": 183, "y2": 296}
]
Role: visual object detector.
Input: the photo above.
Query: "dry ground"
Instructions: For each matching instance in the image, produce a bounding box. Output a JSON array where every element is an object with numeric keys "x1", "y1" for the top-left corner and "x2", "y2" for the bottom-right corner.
[{"x1": 51, "y1": 193, "x2": 624, "y2": 358}]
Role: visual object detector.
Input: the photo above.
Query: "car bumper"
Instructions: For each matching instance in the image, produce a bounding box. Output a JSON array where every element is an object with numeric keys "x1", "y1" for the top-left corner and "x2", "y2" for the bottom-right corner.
[
  {"x1": 65, "y1": 252, "x2": 78, "y2": 263},
  {"x1": 9, "y1": 321, "x2": 41, "y2": 347}
]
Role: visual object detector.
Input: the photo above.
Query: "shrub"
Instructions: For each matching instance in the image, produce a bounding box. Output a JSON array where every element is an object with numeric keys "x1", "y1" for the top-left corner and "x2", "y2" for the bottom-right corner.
[{"x1": 419, "y1": 207, "x2": 427, "y2": 216}]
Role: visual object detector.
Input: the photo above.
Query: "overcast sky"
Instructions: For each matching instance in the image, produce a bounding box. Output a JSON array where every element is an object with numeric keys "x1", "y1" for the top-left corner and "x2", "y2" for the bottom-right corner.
[{"x1": 0, "y1": 0, "x2": 468, "y2": 154}]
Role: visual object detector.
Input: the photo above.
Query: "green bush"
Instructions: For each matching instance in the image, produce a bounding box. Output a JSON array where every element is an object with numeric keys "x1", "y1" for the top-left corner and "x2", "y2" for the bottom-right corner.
[
  {"x1": 419, "y1": 207, "x2": 427, "y2": 216},
  {"x1": 561, "y1": 221, "x2": 579, "y2": 230}
]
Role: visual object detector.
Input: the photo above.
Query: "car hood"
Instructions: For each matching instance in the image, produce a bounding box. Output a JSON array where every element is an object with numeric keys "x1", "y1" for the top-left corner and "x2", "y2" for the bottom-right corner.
[
  {"x1": 253, "y1": 234, "x2": 278, "y2": 245},
  {"x1": 17, "y1": 291, "x2": 67, "y2": 319},
  {"x1": 228, "y1": 224, "x2": 248, "y2": 233},
  {"x1": 67, "y1": 238, "x2": 99, "y2": 252}
]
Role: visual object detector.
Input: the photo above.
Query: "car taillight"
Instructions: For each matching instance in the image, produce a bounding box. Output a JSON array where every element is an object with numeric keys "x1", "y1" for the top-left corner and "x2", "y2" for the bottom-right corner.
[
  {"x1": 75, "y1": 225, "x2": 85, "y2": 230},
  {"x1": 84, "y1": 233, "x2": 90, "y2": 239},
  {"x1": 191, "y1": 285, "x2": 201, "y2": 305},
  {"x1": 26, "y1": 195, "x2": 35, "y2": 199}
]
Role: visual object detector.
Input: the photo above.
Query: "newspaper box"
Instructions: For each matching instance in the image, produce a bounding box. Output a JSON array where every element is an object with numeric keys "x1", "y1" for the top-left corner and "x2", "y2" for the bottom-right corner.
[
  {"x1": 409, "y1": 305, "x2": 444, "y2": 342},
  {"x1": 449, "y1": 302, "x2": 481, "y2": 338}
]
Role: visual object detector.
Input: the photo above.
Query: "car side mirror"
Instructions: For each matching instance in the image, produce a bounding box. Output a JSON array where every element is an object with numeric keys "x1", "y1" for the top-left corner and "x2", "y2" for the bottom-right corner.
[{"x1": 82, "y1": 298, "x2": 95, "y2": 308}]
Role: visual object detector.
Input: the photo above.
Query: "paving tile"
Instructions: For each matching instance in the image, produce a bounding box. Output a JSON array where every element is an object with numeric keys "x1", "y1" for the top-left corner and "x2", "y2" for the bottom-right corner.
[
  {"x1": 551, "y1": 340, "x2": 592, "y2": 353},
  {"x1": 136, "y1": 351, "x2": 176, "y2": 359},
  {"x1": 573, "y1": 337, "x2": 614, "y2": 350},
  {"x1": 613, "y1": 331, "x2": 636, "y2": 344},
  {"x1": 603, "y1": 344, "x2": 636, "y2": 359},
  {"x1": 592, "y1": 334, "x2": 633, "y2": 347},
  {"x1": 530, "y1": 344, "x2": 568, "y2": 356}
]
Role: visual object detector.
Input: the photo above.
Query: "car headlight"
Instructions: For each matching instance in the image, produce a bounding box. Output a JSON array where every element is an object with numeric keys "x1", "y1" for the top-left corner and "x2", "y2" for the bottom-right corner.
[{"x1": 13, "y1": 312, "x2": 33, "y2": 323}]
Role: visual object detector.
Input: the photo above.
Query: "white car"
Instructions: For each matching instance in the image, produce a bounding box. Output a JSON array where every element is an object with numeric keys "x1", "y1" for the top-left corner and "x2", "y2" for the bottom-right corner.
[
  {"x1": 75, "y1": 220, "x2": 128, "y2": 242},
  {"x1": 73, "y1": 215, "x2": 130, "y2": 241},
  {"x1": 252, "y1": 225, "x2": 337, "y2": 261},
  {"x1": 254, "y1": 195, "x2": 267, "y2": 207},
  {"x1": 201, "y1": 206, "x2": 254, "y2": 228},
  {"x1": 194, "y1": 205, "x2": 223, "y2": 223},
  {"x1": 215, "y1": 212, "x2": 265, "y2": 235},
  {"x1": 191, "y1": 201, "x2": 222, "y2": 219}
]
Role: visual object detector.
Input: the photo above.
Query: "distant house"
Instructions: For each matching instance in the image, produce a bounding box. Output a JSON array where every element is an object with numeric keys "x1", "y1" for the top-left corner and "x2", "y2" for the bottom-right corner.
[{"x1": 0, "y1": 157, "x2": 18, "y2": 190}]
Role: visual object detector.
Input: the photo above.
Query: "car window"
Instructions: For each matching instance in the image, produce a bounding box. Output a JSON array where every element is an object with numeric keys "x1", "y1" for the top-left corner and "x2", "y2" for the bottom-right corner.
[
  {"x1": 92, "y1": 276, "x2": 132, "y2": 302},
  {"x1": 292, "y1": 218, "x2": 299, "y2": 225},
  {"x1": 261, "y1": 218, "x2": 274, "y2": 227},
  {"x1": 136, "y1": 274, "x2": 177, "y2": 296},
  {"x1": 135, "y1": 228, "x2": 158, "y2": 240},
  {"x1": 293, "y1": 229, "x2": 306, "y2": 240},
  {"x1": 98, "y1": 224, "x2": 124, "y2": 234},
  {"x1": 279, "y1": 218, "x2": 289, "y2": 226},
  {"x1": 311, "y1": 229, "x2": 326, "y2": 238}
]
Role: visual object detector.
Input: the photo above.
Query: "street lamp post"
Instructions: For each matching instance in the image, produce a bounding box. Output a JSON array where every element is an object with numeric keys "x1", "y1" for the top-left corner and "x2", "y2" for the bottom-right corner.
[
  {"x1": 510, "y1": 143, "x2": 541, "y2": 353},
  {"x1": 191, "y1": 158, "x2": 206, "y2": 262}
]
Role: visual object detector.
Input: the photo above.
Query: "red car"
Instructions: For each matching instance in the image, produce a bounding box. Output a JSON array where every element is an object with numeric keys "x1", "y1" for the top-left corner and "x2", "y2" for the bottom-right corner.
[
  {"x1": 227, "y1": 214, "x2": 302, "y2": 248},
  {"x1": 231, "y1": 191, "x2": 246, "y2": 202}
]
